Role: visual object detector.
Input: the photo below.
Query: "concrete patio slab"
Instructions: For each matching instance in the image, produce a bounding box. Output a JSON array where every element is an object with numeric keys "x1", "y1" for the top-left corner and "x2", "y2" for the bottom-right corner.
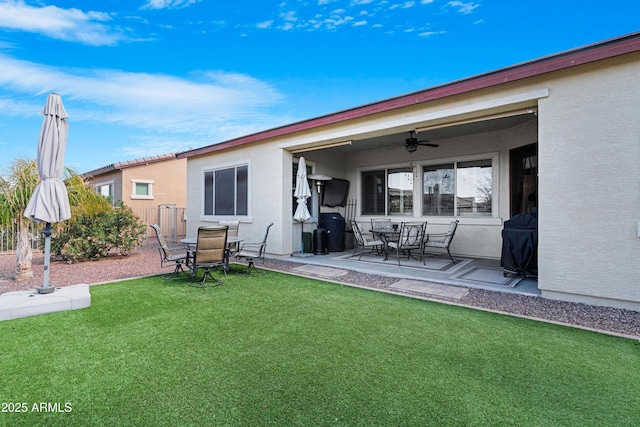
[
  {"x1": 390, "y1": 279, "x2": 469, "y2": 300},
  {"x1": 0, "y1": 284, "x2": 91, "y2": 322},
  {"x1": 292, "y1": 265, "x2": 348, "y2": 279}
]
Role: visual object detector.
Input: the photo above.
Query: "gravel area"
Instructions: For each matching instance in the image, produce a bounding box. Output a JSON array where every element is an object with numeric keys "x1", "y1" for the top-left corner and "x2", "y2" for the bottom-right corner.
[{"x1": 2, "y1": 241, "x2": 639, "y2": 339}]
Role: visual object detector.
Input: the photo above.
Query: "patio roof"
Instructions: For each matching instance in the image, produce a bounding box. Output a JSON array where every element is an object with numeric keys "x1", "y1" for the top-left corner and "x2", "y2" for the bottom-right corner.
[{"x1": 177, "y1": 31, "x2": 640, "y2": 159}]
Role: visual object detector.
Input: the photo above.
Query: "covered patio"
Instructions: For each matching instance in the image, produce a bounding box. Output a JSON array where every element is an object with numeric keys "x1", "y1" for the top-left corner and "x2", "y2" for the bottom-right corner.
[{"x1": 272, "y1": 249, "x2": 539, "y2": 297}]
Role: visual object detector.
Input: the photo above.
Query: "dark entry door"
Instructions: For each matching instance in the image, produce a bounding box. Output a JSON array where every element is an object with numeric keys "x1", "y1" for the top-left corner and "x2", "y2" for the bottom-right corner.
[{"x1": 510, "y1": 143, "x2": 538, "y2": 216}]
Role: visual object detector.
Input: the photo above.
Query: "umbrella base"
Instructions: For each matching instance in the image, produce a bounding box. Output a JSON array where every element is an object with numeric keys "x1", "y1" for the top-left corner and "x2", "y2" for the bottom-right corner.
[{"x1": 37, "y1": 286, "x2": 56, "y2": 295}]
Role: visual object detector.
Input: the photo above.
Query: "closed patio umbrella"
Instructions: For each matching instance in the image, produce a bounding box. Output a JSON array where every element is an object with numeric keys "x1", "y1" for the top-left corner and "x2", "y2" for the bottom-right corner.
[
  {"x1": 293, "y1": 157, "x2": 311, "y2": 254},
  {"x1": 24, "y1": 93, "x2": 71, "y2": 294}
]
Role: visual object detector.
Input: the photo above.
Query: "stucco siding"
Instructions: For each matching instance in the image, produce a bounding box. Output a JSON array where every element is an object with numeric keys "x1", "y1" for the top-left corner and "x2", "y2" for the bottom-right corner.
[
  {"x1": 538, "y1": 57, "x2": 640, "y2": 309},
  {"x1": 121, "y1": 158, "x2": 187, "y2": 209},
  {"x1": 186, "y1": 142, "x2": 288, "y2": 255}
]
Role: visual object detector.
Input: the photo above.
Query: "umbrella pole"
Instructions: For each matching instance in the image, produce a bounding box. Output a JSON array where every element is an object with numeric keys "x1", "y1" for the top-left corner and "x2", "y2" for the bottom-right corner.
[
  {"x1": 38, "y1": 223, "x2": 55, "y2": 294},
  {"x1": 300, "y1": 220, "x2": 304, "y2": 254}
]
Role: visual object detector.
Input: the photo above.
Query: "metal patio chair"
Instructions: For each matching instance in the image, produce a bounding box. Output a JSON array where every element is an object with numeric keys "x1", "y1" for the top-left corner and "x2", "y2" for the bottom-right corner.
[
  {"x1": 386, "y1": 221, "x2": 426, "y2": 265},
  {"x1": 423, "y1": 220, "x2": 459, "y2": 263},
  {"x1": 189, "y1": 226, "x2": 228, "y2": 288},
  {"x1": 234, "y1": 223, "x2": 273, "y2": 276},
  {"x1": 350, "y1": 220, "x2": 384, "y2": 260},
  {"x1": 150, "y1": 224, "x2": 189, "y2": 279}
]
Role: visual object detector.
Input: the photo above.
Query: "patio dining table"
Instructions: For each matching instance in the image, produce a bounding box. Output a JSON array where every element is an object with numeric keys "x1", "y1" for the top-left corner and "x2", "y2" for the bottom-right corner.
[{"x1": 369, "y1": 228, "x2": 400, "y2": 261}]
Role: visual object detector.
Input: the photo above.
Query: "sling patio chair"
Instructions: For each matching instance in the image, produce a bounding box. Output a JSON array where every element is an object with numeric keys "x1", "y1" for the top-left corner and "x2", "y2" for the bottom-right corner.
[
  {"x1": 234, "y1": 223, "x2": 273, "y2": 276},
  {"x1": 423, "y1": 220, "x2": 459, "y2": 263},
  {"x1": 219, "y1": 220, "x2": 241, "y2": 253},
  {"x1": 350, "y1": 220, "x2": 384, "y2": 260},
  {"x1": 189, "y1": 226, "x2": 228, "y2": 288},
  {"x1": 150, "y1": 224, "x2": 190, "y2": 280},
  {"x1": 386, "y1": 221, "x2": 426, "y2": 266}
]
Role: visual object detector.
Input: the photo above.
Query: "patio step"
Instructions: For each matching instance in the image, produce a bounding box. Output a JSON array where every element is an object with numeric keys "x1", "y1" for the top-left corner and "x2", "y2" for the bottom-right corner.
[
  {"x1": 0, "y1": 284, "x2": 91, "y2": 322},
  {"x1": 389, "y1": 279, "x2": 469, "y2": 300}
]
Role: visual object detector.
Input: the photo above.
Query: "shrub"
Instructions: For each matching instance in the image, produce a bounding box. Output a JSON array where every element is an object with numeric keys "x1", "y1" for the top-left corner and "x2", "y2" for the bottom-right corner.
[{"x1": 51, "y1": 202, "x2": 146, "y2": 263}]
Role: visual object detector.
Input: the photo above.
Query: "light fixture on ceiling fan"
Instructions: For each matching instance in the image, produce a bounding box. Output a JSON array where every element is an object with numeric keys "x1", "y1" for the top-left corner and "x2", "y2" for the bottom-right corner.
[{"x1": 396, "y1": 131, "x2": 439, "y2": 153}]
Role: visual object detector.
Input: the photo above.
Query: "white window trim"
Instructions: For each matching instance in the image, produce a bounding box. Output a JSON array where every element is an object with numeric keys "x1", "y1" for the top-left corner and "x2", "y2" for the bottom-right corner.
[
  {"x1": 95, "y1": 180, "x2": 114, "y2": 197},
  {"x1": 200, "y1": 160, "x2": 252, "y2": 222},
  {"x1": 419, "y1": 152, "x2": 499, "y2": 219},
  {"x1": 131, "y1": 179, "x2": 154, "y2": 200},
  {"x1": 357, "y1": 152, "x2": 500, "y2": 223}
]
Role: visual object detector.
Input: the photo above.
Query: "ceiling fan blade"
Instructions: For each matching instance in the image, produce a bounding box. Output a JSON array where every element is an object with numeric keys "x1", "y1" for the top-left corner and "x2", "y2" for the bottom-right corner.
[{"x1": 416, "y1": 142, "x2": 439, "y2": 147}]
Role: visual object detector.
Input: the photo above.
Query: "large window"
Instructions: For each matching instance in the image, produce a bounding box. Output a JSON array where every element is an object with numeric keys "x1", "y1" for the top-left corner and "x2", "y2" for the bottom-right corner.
[
  {"x1": 423, "y1": 159, "x2": 492, "y2": 217},
  {"x1": 204, "y1": 165, "x2": 248, "y2": 216},
  {"x1": 361, "y1": 168, "x2": 413, "y2": 216}
]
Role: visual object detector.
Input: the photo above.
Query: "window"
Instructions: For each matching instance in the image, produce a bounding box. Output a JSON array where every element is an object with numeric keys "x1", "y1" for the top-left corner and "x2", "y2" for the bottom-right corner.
[
  {"x1": 96, "y1": 181, "x2": 114, "y2": 204},
  {"x1": 131, "y1": 179, "x2": 153, "y2": 200},
  {"x1": 361, "y1": 168, "x2": 413, "y2": 216},
  {"x1": 203, "y1": 165, "x2": 248, "y2": 216},
  {"x1": 422, "y1": 159, "x2": 492, "y2": 217},
  {"x1": 96, "y1": 182, "x2": 113, "y2": 198}
]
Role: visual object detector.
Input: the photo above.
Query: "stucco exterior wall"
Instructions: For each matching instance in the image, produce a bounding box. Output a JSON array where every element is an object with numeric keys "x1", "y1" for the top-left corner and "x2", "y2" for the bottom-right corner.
[
  {"x1": 120, "y1": 158, "x2": 187, "y2": 209},
  {"x1": 89, "y1": 170, "x2": 122, "y2": 201},
  {"x1": 186, "y1": 143, "x2": 289, "y2": 255},
  {"x1": 537, "y1": 56, "x2": 640, "y2": 310}
]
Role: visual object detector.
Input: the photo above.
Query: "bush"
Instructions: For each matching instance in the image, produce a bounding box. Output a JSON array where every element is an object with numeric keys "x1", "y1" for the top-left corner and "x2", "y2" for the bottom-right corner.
[{"x1": 51, "y1": 203, "x2": 146, "y2": 263}]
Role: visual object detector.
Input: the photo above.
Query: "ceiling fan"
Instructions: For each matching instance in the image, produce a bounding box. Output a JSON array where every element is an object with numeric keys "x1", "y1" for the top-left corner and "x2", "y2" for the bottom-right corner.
[{"x1": 394, "y1": 131, "x2": 439, "y2": 153}]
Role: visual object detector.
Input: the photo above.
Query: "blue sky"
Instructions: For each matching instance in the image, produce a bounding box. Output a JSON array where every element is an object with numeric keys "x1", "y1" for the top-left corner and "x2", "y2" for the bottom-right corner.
[{"x1": 0, "y1": 0, "x2": 638, "y2": 174}]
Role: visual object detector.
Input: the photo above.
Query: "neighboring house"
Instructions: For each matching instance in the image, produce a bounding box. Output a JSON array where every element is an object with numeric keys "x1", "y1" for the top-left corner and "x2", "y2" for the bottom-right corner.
[
  {"x1": 177, "y1": 32, "x2": 640, "y2": 311},
  {"x1": 82, "y1": 153, "x2": 187, "y2": 238}
]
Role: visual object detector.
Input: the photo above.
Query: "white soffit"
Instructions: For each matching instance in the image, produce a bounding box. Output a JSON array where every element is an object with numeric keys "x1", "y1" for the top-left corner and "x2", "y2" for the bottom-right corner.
[{"x1": 278, "y1": 88, "x2": 549, "y2": 151}]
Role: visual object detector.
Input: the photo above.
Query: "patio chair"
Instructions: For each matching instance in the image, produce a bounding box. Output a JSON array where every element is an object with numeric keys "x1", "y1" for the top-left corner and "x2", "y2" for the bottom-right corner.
[
  {"x1": 219, "y1": 220, "x2": 241, "y2": 253},
  {"x1": 234, "y1": 223, "x2": 273, "y2": 276},
  {"x1": 189, "y1": 226, "x2": 228, "y2": 288},
  {"x1": 350, "y1": 220, "x2": 384, "y2": 260},
  {"x1": 386, "y1": 222, "x2": 426, "y2": 265},
  {"x1": 150, "y1": 224, "x2": 189, "y2": 280},
  {"x1": 423, "y1": 220, "x2": 459, "y2": 263},
  {"x1": 370, "y1": 218, "x2": 393, "y2": 239}
]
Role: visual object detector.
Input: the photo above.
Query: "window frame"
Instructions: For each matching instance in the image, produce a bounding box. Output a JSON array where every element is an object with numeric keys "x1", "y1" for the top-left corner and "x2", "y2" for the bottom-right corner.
[
  {"x1": 360, "y1": 152, "x2": 498, "y2": 218},
  {"x1": 201, "y1": 161, "x2": 251, "y2": 221},
  {"x1": 130, "y1": 179, "x2": 154, "y2": 200},
  {"x1": 421, "y1": 153, "x2": 497, "y2": 218}
]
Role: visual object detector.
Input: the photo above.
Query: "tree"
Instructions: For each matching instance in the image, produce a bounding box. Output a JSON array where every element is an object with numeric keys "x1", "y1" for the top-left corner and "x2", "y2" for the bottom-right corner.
[{"x1": 0, "y1": 159, "x2": 40, "y2": 280}]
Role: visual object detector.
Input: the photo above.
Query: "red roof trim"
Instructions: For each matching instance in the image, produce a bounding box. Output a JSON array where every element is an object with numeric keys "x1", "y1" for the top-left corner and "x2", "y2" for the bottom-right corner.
[{"x1": 178, "y1": 32, "x2": 640, "y2": 159}]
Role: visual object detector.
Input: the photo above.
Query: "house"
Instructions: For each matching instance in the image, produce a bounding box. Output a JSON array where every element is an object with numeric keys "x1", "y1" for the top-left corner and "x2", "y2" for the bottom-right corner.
[
  {"x1": 82, "y1": 153, "x2": 187, "y2": 238},
  {"x1": 177, "y1": 32, "x2": 640, "y2": 311}
]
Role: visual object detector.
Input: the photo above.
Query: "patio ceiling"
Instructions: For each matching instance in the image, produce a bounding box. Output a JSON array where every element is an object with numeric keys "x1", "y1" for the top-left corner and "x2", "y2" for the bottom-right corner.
[{"x1": 329, "y1": 113, "x2": 538, "y2": 154}]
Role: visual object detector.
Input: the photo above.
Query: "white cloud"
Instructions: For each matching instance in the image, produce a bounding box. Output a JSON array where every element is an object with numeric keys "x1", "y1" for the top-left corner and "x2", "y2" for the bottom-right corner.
[
  {"x1": 420, "y1": 0, "x2": 434, "y2": 4},
  {"x1": 418, "y1": 30, "x2": 446, "y2": 37},
  {"x1": 0, "y1": 0, "x2": 126, "y2": 46},
  {"x1": 446, "y1": 1, "x2": 480, "y2": 14},
  {"x1": 353, "y1": 20, "x2": 367, "y2": 26},
  {"x1": 390, "y1": 2, "x2": 416, "y2": 10},
  {"x1": 0, "y1": 54, "x2": 286, "y2": 138},
  {"x1": 141, "y1": 0, "x2": 201, "y2": 10},
  {"x1": 257, "y1": 20, "x2": 274, "y2": 29},
  {"x1": 351, "y1": 0, "x2": 374, "y2": 5}
]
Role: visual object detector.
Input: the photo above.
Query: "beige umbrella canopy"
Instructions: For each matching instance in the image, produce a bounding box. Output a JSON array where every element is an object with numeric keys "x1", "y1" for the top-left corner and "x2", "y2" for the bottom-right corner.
[
  {"x1": 24, "y1": 93, "x2": 71, "y2": 293},
  {"x1": 293, "y1": 157, "x2": 312, "y2": 254}
]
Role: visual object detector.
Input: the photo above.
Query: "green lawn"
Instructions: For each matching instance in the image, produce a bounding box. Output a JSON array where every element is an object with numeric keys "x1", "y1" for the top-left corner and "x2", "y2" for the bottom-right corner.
[{"x1": 1, "y1": 269, "x2": 639, "y2": 426}]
